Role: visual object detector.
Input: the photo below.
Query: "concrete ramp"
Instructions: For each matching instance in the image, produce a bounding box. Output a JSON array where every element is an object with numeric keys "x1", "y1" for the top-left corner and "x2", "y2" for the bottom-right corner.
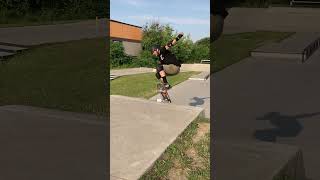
[
  {"x1": 110, "y1": 95, "x2": 204, "y2": 180},
  {"x1": 251, "y1": 32, "x2": 320, "y2": 63},
  {"x1": 215, "y1": 140, "x2": 306, "y2": 180}
]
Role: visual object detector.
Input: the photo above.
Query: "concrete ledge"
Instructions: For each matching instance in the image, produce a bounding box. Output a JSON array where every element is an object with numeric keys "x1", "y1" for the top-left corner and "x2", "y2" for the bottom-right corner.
[
  {"x1": 181, "y1": 63, "x2": 210, "y2": 72},
  {"x1": 189, "y1": 71, "x2": 210, "y2": 80},
  {"x1": 251, "y1": 33, "x2": 320, "y2": 62},
  {"x1": 0, "y1": 44, "x2": 27, "y2": 53},
  {"x1": 251, "y1": 52, "x2": 302, "y2": 63},
  {"x1": 110, "y1": 95, "x2": 204, "y2": 180},
  {"x1": 0, "y1": 51, "x2": 14, "y2": 58}
]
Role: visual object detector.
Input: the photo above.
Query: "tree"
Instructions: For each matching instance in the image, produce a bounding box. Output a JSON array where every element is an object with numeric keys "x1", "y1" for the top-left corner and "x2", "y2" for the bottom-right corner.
[
  {"x1": 141, "y1": 21, "x2": 174, "y2": 52},
  {"x1": 141, "y1": 21, "x2": 194, "y2": 63}
]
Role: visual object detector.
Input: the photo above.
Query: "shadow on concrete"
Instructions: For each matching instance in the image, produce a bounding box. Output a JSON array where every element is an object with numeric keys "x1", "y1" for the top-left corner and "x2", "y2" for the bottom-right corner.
[
  {"x1": 254, "y1": 112, "x2": 320, "y2": 142},
  {"x1": 189, "y1": 97, "x2": 210, "y2": 106}
]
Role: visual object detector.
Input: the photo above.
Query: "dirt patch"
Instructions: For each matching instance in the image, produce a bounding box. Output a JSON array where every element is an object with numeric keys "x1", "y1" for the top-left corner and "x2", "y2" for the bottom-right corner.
[
  {"x1": 166, "y1": 159, "x2": 188, "y2": 180},
  {"x1": 185, "y1": 147, "x2": 204, "y2": 168},
  {"x1": 192, "y1": 122, "x2": 210, "y2": 143}
]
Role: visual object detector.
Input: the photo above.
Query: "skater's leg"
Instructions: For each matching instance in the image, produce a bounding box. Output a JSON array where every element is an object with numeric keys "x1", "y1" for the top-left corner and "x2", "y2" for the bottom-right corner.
[
  {"x1": 156, "y1": 64, "x2": 169, "y2": 86},
  {"x1": 163, "y1": 64, "x2": 180, "y2": 76}
]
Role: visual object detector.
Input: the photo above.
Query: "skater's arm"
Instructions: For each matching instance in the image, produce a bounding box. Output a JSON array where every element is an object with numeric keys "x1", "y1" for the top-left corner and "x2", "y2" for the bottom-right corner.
[{"x1": 165, "y1": 32, "x2": 184, "y2": 50}]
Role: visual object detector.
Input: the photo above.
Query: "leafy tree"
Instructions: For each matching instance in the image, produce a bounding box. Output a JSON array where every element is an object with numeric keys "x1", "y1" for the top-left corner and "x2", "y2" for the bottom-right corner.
[
  {"x1": 0, "y1": 0, "x2": 108, "y2": 24},
  {"x1": 141, "y1": 21, "x2": 174, "y2": 52},
  {"x1": 191, "y1": 37, "x2": 210, "y2": 62},
  {"x1": 170, "y1": 33, "x2": 194, "y2": 63},
  {"x1": 195, "y1": 37, "x2": 210, "y2": 47},
  {"x1": 142, "y1": 21, "x2": 195, "y2": 63}
]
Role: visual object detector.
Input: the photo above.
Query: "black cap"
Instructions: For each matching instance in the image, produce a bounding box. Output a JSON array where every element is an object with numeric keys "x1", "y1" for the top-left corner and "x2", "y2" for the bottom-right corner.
[{"x1": 151, "y1": 45, "x2": 160, "y2": 53}]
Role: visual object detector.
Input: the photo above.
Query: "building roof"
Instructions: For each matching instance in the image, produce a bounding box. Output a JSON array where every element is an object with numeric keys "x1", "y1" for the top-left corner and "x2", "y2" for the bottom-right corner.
[{"x1": 110, "y1": 19, "x2": 142, "y2": 29}]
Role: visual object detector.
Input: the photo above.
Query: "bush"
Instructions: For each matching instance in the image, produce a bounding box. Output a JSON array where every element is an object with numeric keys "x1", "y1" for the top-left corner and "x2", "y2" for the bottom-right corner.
[
  {"x1": 110, "y1": 41, "x2": 134, "y2": 68},
  {"x1": 133, "y1": 50, "x2": 157, "y2": 68},
  {"x1": 185, "y1": 37, "x2": 210, "y2": 63},
  {"x1": 188, "y1": 45, "x2": 210, "y2": 63},
  {"x1": 0, "y1": 0, "x2": 108, "y2": 24}
]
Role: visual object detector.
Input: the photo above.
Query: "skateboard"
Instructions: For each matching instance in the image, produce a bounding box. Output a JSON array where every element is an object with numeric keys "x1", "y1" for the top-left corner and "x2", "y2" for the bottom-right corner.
[{"x1": 156, "y1": 82, "x2": 171, "y2": 103}]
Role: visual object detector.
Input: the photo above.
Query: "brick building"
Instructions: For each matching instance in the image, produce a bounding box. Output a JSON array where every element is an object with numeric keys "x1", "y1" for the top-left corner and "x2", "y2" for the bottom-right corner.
[{"x1": 110, "y1": 20, "x2": 142, "y2": 56}]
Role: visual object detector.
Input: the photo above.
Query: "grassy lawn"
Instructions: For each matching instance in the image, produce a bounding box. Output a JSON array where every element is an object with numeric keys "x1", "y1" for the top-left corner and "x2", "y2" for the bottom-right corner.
[
  {"x1": 110, "y1": 71, "x2": 200, "y2": 99},
  {"x1": 140, "y1": 117, "x2": 210, "y2": 180},
  {"x1": 212, "y1": 31, "x2": 294, "y2": 72},
  {"x1": 0, "y1": 38, "x2": 107, "y2": 114}
]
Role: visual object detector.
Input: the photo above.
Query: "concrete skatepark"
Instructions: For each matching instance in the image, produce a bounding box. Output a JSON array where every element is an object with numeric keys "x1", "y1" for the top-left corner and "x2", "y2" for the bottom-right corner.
[{"x1": 1, "y1": 6, "x2": 320, "y2": 180}]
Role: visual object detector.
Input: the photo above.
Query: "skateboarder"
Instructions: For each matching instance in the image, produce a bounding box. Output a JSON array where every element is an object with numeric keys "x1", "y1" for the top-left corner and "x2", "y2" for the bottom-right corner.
[{"x1": 151, "y1": 32, "x2": 184, "y2": 89}]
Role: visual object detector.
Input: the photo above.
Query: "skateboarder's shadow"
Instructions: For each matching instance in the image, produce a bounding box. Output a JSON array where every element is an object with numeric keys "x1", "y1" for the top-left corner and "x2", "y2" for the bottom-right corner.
[
  {"x1": 254, "y1": 112, "x2": 320, "y2": 142},
  {"x1": 189, "y1": 97, "x2": 210, "y2": 106}
]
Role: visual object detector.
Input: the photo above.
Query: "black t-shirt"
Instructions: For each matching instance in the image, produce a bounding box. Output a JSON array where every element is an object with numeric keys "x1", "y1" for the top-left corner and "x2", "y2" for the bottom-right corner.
[{"x1": 158, "y1": 47, "x2": 181, "y2": 66}]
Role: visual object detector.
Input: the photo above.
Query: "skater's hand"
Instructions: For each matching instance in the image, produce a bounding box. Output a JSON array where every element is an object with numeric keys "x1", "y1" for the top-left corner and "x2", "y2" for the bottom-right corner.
[{"x1": 177, "y1": 32, "x2": 184, "y2": 39}]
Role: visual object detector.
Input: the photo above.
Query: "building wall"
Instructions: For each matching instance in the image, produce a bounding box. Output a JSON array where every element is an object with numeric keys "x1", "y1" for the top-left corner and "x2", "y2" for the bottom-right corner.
[
  {"x1": 122, "y1": 41, "x2": 142, "y2": 56},
  {"x1": 110, "y1": 20, "x2": 142, "y2": 41},
  {"x1": 110, "y1": 20, "x2": 142, "y2": 56}
]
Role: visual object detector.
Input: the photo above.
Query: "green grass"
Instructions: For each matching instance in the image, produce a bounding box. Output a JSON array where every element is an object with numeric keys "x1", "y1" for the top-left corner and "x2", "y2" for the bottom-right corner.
[
  {"x1": 110, "y1": 71, "x2": 200, "y2": 99},
  {"x1": 212, "y1": 31, "x2": 294, "y2": 73},
  {"x1": 140, "y1": 118, "x2": 210, "y2": 180},
  {"x1": 0, "y1": 38, "x2": 107, "y2": 114}
]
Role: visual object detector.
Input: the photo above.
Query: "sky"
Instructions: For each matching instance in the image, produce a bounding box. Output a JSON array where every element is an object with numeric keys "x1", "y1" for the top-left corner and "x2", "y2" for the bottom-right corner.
[{"x1": 110, "y1": 0, "x2": 210, "y2": 42}]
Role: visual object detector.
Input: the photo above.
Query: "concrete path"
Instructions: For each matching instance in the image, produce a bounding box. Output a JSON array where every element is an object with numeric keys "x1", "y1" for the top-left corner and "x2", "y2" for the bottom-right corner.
[
  {"x1": 0, "y1": 19, "x2": 107, "y2": 46},
  {"x1": 213, "y1": 48, "x2": 320, "y2": 179},
  {"x1": 110, "y1": 95, "x2": 204, "y2": 180},
  {"x1": 150, "y1": 77, "x2": 210, "y2": 118},
  {"x1": 0, "y1": 105, "x2": 106, "y2": 180},
  {"x1": 215, "y1": 140, "x2": 305, "y2": 180},
  {"x1": 224, "y1": 7, "x2": 320, "y2": 34}
]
